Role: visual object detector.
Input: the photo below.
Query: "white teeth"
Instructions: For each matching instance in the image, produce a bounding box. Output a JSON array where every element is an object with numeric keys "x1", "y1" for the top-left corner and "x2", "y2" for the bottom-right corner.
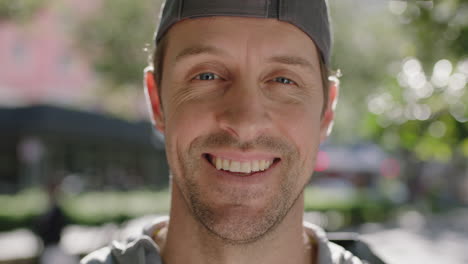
[
  {"x1": 259, "y1": 160, "x2": 266, "y2": 171},
  {"x1": 252, "y1": 160, "x2": 259, "y2": 172},
  {"x1": 215, "y1": 157, "x2": 222, "y2": 170},
  {"x1": 240, "y1": 162, "x2": 251, "y2": 173},
  {"x1": 222, "y1": 159, "x2": 230, "y2": 170},
  {"x1": 230, "y1": 161, "x2": 241, "y2": 172},
  {"x1": 211, "y1": 156, "x2": 275, "y2": 173}
]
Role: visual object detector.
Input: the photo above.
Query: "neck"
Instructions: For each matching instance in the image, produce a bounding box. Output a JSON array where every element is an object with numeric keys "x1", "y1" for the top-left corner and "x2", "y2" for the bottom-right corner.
[{"x1": 158, "y1": 184, "x2": 314, "y2": 264}]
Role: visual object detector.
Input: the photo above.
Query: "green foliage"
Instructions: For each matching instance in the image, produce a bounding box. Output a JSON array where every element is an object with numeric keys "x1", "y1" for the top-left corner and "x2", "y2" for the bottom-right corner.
[
  {"x1": 0, "y1": 189, "x2": 47, "y2": 231},
  {"x1": 303, "y1": 187, "x2": 394, "y2": 229},
  {"x1": 462, "y1": 138, "x2": 468, "y2": 156},
  {"x1": 327, "y1": 1, "x2": 412, "y2": 143},
  {"x1": 0, "y1": 189, "x2": 171, "y2": 230},
  {"x1": 363, "y1": 1, "x2": 468, "y2": 161},
  {"x1": 402, "y1": 0, "x2": 468, "y2": 66},
  {"x1": 75, "y1": 0, "x2": 161, "y2": 88},
  {"x1": 61, "y1": 189, "x2": 171, "y2": 225},
  {"x1": 0, "y1": 0, "x2": 47, "y2": 22},
  {"x1": 303, "y1": 186, "x2": 357, "y2": 211}
]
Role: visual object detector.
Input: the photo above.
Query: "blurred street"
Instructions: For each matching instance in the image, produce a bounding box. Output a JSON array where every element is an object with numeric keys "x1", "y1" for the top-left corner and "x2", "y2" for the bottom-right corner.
[{"x1": 359, "y1": 209, "x2": 468, "y2": 264}]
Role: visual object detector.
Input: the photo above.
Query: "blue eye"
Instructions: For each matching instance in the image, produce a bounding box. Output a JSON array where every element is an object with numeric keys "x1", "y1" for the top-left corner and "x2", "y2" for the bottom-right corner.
[
  {"x1": 274, "y1": 77, "x2": 295, "y2": 85},
  {"x1": 195, "y1": 72, "x2": 219, "y2": 80}
]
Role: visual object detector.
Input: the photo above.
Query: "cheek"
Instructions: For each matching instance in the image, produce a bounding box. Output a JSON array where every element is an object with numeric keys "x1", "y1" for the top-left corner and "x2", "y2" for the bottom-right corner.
[{"x1": 164, "y1": 103, "x2": 215, "y2": 157}]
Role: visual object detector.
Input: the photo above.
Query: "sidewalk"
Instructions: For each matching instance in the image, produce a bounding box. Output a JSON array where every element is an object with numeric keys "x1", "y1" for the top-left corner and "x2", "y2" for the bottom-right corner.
[{"x1": 360, "y1": 208, "x2": 468, "y2": 264}]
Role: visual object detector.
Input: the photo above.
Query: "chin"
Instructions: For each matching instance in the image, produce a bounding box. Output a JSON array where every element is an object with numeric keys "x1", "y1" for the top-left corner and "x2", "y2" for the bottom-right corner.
[
  {"x1": 205, "y1": 207, "x2": 283, "y2": 244},
  {"x1": 188, "y1": 184, "x2": 296, "y2": 245}
]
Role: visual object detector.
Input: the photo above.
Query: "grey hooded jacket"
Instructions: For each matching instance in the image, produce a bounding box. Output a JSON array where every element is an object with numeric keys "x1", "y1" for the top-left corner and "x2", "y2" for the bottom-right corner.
[{"x1": 81, "y1": 218, "x2": 362, "y2": 264}]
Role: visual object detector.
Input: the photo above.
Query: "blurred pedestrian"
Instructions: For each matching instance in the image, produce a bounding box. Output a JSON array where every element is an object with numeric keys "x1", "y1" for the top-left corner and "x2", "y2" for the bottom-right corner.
[{"x1": 35, "y1": 176, "x2": 78, "y2": 264}]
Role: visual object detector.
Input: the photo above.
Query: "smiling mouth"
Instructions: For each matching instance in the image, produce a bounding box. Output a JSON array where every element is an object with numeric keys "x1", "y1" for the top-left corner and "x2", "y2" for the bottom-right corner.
[{"x1": 204, "y1": 154, "x2": 280, "y2": 174}]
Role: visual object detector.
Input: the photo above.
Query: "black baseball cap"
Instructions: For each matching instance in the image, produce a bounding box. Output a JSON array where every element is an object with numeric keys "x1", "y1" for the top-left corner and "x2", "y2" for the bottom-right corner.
[{"x1": 154, "y1": 0, "x2": 332, "y2": 65}]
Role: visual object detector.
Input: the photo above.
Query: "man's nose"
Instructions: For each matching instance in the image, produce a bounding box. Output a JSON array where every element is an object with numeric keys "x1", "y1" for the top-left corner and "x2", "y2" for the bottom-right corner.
[{"x1": 216, "y1": 82, "x2": 271, "y2": 142}]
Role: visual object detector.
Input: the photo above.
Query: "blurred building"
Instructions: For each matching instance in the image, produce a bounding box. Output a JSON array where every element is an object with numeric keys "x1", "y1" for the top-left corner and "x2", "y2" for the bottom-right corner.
[
  {"x1": 0, "y1": 105, "x2": 168, "y2": 193},
  {"x1": 0, "y1": 0, "x2": 148, "y2": 119},
  {"x1": 0, "y1": 1, "x2": 169, "y2": 193},
  {"x1": 0, "y1": 0, "x2": 100, "y2": 108}
]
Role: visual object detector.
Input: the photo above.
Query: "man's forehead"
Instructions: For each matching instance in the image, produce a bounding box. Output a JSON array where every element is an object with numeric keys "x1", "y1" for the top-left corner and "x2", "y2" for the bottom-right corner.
[
  {"x1": 164, "y1": 17, "x2": 320, "y2": 71},
  {"x1": 171, "y1": 45, "x2": 318, "y2": 74},
  {"x1": 155, "y1": 0, "x2": 331, "y2": 65}
]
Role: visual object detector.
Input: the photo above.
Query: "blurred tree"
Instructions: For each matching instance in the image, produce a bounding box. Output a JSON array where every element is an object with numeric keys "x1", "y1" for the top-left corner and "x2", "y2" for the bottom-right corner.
[
  {"x1": 363, "y1": 0, "x2": 468, "y2": 161},
  {"x1": 329, "y1": 1, "x2": 409, "y2": 143},
  {"x1": 362, "y1": 1, "x2": 468, "y2": 204},
  {"x1": 74, "y1": 0, "x2": 161, "y2": 89},
  {"x1": 0, "y1": 0, "x2": 47, "y2": 22}
]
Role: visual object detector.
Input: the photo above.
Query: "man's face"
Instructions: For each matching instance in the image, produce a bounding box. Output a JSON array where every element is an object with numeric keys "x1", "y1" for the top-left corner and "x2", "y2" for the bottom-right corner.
[{"x1": 155, "y1": 17, "x2": 330, "y2": 243}]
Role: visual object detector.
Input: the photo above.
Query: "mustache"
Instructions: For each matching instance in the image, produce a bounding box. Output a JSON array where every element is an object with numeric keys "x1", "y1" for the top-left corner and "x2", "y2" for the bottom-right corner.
[{"x1": 189, "y1": 131, "x2": 296, "y2": 156}]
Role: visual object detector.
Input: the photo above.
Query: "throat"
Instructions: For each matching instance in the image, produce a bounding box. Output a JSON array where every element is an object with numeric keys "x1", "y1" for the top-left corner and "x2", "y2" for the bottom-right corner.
[{"x1": 159, "y1": 223, "x2": 316, "y2": 264}]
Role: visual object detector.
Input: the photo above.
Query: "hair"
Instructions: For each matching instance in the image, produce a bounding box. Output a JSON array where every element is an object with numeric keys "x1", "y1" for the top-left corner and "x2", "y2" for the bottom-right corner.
[{"x1": 150, "y1": 35, "x2": 333, "y2": 114}]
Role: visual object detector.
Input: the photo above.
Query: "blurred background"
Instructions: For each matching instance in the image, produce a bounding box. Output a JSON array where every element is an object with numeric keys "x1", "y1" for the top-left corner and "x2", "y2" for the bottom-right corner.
[{"x1": 0, "y1": 0, "x2": 467, "y2": 263}]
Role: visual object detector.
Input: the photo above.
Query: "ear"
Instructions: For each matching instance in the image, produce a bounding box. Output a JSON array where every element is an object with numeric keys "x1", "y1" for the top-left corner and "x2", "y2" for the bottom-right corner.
[
  {"x1": 144, "y1": 66, "x2": 165, "y2": 133},
  {"x1": 319, "y1": 79, "x2": 339, "y2": 142}
]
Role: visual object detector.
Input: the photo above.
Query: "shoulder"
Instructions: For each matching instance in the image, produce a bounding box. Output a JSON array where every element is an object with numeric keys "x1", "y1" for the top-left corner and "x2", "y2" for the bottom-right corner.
[
  {"x1": 80, "y1": 246, "x2": 114, "y2": 264},
  {"x1": 304, "y1": 222, "x2": 365, "y2": 264},
  {"x1": 81, "y1": 216, "x2": 168, "y2": 264},
  {"x1": 80, "y1": 235, "x2": 163, "y2": 264},
  {"x1": 327, "y1": 242, "x2": 363, "y2": 264}
]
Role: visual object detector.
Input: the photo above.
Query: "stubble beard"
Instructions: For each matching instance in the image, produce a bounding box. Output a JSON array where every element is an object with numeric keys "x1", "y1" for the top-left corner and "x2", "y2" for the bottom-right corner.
[{"x1": 171, "y1": 132, "x2": 309, "y2": 245}]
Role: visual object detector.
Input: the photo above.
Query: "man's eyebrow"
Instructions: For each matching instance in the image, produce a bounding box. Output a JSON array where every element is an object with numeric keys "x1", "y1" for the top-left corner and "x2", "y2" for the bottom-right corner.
[
  {"x1": 174, "y1": 45, "x2": 226, "y2": 64},
  {"x1": 267, "y1": 55, "x2": 317, "y2": 73}
]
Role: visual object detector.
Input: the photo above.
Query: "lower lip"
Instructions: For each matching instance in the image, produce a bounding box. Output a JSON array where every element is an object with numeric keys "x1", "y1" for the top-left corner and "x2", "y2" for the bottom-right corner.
[{"x1": 203, "y1": 157, "x2": 279, "y2": 184}]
